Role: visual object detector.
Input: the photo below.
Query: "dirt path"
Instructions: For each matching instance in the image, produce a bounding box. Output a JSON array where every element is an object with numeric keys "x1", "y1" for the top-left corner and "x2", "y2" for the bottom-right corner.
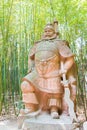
[{"x1": 0, "y1": 118, "x2": 21, "y2": 130}]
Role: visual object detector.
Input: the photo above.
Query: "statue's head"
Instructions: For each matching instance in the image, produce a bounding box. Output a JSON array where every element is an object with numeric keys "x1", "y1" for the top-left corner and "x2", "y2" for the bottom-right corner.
[
  {"x1": 44, "y1": 24, "x2": 55, "y2": 38},
  {"x1": 42, "y1": 21, "x2": 59, "y2": 40}
]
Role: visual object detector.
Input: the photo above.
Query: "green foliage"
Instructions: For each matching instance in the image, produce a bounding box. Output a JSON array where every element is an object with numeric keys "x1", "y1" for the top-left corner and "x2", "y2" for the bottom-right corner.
[{"x1": 0, "y1": 0, "x2": 87, "y2": 115}]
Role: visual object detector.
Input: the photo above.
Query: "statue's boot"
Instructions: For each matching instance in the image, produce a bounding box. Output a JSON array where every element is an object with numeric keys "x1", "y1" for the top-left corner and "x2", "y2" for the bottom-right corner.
[
  {"x1": 18, "y1": 105, "x2": 40, "y2": 129},
  {"x1": 51, "y1": 112, "x2": 59, "y2": 119},
  {"x1": 48, "y1": 98, "x2": 60, "y2": 119},
  {"x1": 50, "y1": 107, "x2": 59, "y2": 119},
  {"x1": 20, "y1": 103, "x2": 38, "y2": 115},
  {"x1": 18, "y1": 81, "x2": 39, "y2": 129}
]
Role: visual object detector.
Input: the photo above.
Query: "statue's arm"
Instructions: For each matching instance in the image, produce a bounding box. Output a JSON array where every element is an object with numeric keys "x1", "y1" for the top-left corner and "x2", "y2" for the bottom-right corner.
[
  {"x1": 58, "y1": 40, "x2": 75, "y2": 74},
  {"x1": 28, "y1": 44, "x2": 36, "y2": 73},
  {"x1": 63, "y1": 56, "x2": 74, "y2": 72},
  {"x1": 59, "y1": 55, "x2": 74, "y2": 76}
]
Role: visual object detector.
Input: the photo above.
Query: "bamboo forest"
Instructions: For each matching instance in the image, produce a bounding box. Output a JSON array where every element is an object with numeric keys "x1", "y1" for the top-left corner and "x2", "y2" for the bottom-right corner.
[{"x1": 0, "y1": 0, "x2": 87, "y2": 120}]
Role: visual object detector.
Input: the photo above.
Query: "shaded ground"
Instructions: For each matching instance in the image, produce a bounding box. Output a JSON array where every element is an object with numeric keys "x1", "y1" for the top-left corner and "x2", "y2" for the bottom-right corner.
[{"x1": 0, "y1": 118, "x2": 20, "y2": 130}]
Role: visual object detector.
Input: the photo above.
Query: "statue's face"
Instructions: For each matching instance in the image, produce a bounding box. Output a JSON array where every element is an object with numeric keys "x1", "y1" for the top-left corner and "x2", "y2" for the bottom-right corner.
[{"x1": 44, "y1": 27, "x2": 55, "y2": 38}]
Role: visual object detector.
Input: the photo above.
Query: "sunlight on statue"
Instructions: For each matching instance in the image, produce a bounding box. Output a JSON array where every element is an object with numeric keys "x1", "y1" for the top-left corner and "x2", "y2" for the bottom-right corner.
[{"x1": 20, "y1": 21, "x2": 77, "y2": 120}]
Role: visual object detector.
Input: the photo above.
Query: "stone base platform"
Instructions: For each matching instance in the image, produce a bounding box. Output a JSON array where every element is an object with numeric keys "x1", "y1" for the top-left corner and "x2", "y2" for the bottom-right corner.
[{"x1": 18, "y1": 112, "x2": 78, "y2": 130}]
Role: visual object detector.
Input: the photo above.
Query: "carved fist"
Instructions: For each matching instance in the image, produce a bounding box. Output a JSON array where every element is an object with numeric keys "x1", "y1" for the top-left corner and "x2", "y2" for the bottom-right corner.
[{"x1": 59, "y1": 69, "x2": 67, "y2": 75}]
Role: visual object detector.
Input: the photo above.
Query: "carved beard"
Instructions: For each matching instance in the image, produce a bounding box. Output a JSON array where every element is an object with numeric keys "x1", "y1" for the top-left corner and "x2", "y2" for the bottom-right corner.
[{"x1": 41, "y1": 33, "x2": 58, "y2": 40}]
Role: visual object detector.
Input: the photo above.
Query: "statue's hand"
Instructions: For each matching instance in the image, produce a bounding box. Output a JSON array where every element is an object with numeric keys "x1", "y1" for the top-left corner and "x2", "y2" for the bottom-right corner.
[
  {"x1": 61, "y1": 79, "x2": 69, "y2": 87},
  {"x1": 59, "y1": 69, "x2": 67, "y2": 75}
]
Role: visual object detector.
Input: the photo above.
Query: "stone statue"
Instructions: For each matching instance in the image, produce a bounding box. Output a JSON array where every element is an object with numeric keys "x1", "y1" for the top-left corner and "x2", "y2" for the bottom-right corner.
[{"x1": 20, "y1": 21, "x2": 77, "y2": 120}]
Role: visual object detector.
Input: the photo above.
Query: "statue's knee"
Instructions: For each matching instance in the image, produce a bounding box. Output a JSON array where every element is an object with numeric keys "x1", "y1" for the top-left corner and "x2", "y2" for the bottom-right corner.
[{"x1": 21, "y1": 81, "x2": 35, "y2": 93}]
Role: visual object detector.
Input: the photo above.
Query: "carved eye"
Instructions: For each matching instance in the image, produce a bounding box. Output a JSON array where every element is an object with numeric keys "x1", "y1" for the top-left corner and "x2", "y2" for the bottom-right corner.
[{"x1": 45, "y1": 30, "x2": 47, "y2": 32}]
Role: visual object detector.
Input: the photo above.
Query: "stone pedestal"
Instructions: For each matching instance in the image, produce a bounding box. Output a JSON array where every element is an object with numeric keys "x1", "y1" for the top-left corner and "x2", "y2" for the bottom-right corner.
[
  {"x1": 19, "y1": 112, "x2": 77, "y2": 130},
  {"x1": 83, "y1": 121, "x2": 87, "y2": 130}
]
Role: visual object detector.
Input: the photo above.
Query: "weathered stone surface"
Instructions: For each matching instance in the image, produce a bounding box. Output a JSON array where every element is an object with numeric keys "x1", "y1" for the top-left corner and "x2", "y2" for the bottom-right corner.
[
  {"x1": 83, "y1": 121, "x2": 87, "y2": 130},
  {"x1": 21, "y1": 113, "x2": 75, "y2": 130}
]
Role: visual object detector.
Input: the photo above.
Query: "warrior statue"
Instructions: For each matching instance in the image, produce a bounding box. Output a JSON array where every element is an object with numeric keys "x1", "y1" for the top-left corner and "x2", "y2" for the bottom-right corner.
[{"x1": 20, "y1": 21, "x2": 77, "y2": 119}]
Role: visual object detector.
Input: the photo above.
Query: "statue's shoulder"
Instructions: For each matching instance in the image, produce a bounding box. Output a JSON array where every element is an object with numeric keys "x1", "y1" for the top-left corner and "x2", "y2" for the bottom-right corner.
[
  {"x1": 30, "y1": 40, "x2": 42, "y2": 49},
  {"x1": 29, "y1": 40, "x2": 41, "y2": 55},
  {"x1": 55, "y1": 39, "x2": 74, "y2": 57},
  {"x1": 62, "y1": 40, "x2": 70, "y2": 47},
  {"x1": 34, "y1": 39, "x2": 43, "y2": 44},
  {"x1": 55, "y1": 39, "x2": 70, "y2": 47}
]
